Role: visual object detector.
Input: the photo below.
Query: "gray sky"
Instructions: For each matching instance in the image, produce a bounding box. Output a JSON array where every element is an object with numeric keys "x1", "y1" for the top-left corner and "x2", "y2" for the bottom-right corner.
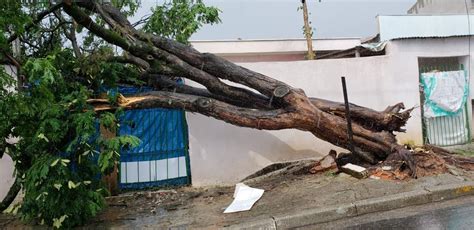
[{"x1": 134, "y1": 0, "x2": 417, "y2": 40}]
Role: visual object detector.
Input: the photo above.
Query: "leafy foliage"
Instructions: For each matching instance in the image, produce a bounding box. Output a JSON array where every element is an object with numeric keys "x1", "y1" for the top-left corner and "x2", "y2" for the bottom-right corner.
[
  {"x1": 0, "y1": 0, "x2": 220, "y2": 228},
  {"x1": 18, "y1": 155, "x2": 106, "y2": 228},
  {"x1": 1, "y1": 55, "x2": 139, "y2": 228},
  {"x1": 144, "y1": 0, "x2": 221, "y2": 43},
  {"x1": 0, "y1": 0, "x2": 30, "y2": 53}
]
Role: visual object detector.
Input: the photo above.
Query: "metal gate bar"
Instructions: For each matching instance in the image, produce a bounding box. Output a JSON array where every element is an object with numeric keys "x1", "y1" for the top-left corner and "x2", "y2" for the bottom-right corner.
[{"x1": 114, "y1": 86, "x2": 191, "y2": 190}]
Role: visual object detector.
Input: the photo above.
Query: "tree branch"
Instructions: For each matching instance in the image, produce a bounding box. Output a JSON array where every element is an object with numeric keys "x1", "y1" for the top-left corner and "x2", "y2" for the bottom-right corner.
[
  {"x1": 62, "y1": 2, "x2": 131, "y2": 50},
  {"x1": 310, "y1": 98, "x2": 413, "y2": 132},
  {"x1": 51, "y1": 5, "x2": 82, "y2": 58},
  {"x1": 77, "y1": 1, "x2": 285, "y2": 98},
  {"x1": 63, "y1": 3, "x2": 272, "y2": 110},
  {"x1": 92, "y1": 91, "x2": 300, "y2": 130},
  {"x1": 69, "y1": 1, "x2": 417, "y2": 176},
  {"x1": 147, "y1": 74, "x2": 272, "y2": 109},
  {"x1": 109, "y1": 54, "x2": 150, "y2": 70},
  {"x1": 7, "y1": 2, "x2": 63, "y2": 43},
  {"x1": 132, "y1": 14, "x2": 151, "y2": 27}
]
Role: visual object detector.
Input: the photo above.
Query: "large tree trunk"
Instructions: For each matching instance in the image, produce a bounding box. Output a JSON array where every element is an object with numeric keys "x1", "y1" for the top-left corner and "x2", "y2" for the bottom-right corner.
[{"x1": 62, "y1": 1, "x2": 416, "y2": 176}]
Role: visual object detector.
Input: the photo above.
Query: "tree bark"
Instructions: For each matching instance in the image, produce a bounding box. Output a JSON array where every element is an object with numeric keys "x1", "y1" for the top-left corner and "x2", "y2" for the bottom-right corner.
[{"x1": 63, "y1": 1, "x2": 417, "y2": 176}]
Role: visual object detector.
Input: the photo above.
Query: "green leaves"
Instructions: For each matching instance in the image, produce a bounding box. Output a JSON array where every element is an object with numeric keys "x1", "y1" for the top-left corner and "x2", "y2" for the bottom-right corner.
[
  {"x1": 23, "y1": 56, "x2": 61, "y2": 85},
  {"x1": 20, "y1": 155, "x2": 106, "y2": 228},
  {"x1": 0, "y1": 0, "x2": 29, "y2": 51},
  {"x1": 98, "y1": 135, "x2": 140, "y2": 173},
  {"x1": 0, "y1": 54, "x2": 145, "y2": 228},
  {"x1": 0, "y1": 67, "x2": 15, "y2": 94},
  {"x1": 0, "y1": 56, "x2": 116, "y2": 228},
  {"x1": 144, "y1": 0, "x2": 221, "y2": 43},
  {"x1": 52, "y1": 215, "x2": 68, "y2": 229},
  {"x1": 53, "y1": 183, "x2": 62, "y2": 191},
  {"x1": 51, "y1": 159, "x2": 59, "y2": 167},
  {"x1": 111, "y1": 0, "x2": 141, "y2": 16},
  {"x1": 37, "y1": 133, "x2": 49, "y2": 143},
  {"x1": 67, "y1": 181, "x2": 80, "y2": 189},
  {"x1": 0, "y1": 0, "x2": 219, "y2": 227}
]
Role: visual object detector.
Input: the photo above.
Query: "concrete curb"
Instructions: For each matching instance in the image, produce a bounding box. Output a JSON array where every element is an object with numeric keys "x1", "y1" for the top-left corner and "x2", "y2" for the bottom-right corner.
[
  {"x1": 224, "y1": 181, "x2": 474, "y2": 229},
  {"x1": 224, "y1": 218, "x2": 277, "y2": 230}
]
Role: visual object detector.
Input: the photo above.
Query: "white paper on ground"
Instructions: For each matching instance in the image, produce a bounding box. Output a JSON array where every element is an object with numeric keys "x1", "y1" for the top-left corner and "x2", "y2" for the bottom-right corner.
[{"x1": 223, "y1": 183, "x2": 264, "y2": 213}]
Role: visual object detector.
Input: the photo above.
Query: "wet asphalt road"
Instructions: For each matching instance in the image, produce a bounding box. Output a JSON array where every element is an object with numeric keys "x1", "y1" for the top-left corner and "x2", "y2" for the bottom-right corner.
[
  {"x1": 345, "y1": 203, "x2": 474, "y2": 230},
  {"x1": 307, "y1": 196, "x2": 474, "y2": 230}
]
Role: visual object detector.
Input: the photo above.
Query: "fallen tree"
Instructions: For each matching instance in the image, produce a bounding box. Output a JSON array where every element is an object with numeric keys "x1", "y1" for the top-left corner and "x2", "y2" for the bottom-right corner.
[
  {"x1": 64, "y1": 1, "x2": 416, "y2": 174},
  {"x1": 0, "y1": 1, "x2": 419, "y2": 225},
  {"x1": 62, "y1": 0, "x2": 416, "y2": 173}
]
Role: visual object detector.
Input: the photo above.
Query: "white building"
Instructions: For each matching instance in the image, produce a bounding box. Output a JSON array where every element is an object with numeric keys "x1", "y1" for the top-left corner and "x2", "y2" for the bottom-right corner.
[
  {"x1": 191, "y1": 38, "x2": 361, "y2": 62},
  {"x1": 187, "y1": 14, "x2": 474, "y2": 186},
  {"x1": 0, "y1": 64, "x2": 18, "y2": 201},
  {"x1": 408, "y1": 0, "x2": 473, "y2": 15}
]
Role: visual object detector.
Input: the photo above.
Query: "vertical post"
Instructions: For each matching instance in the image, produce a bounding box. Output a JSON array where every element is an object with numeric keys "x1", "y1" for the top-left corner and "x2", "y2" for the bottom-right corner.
[
  {"x1": 301, "y1": 0, "x2": 315, "y2": 60},
  {"x1": 100, "y1": 124, "x2": 120, "y2": 195},
  {"x1": 341, "y1": 77, "x2": 355, "y2": 154}
]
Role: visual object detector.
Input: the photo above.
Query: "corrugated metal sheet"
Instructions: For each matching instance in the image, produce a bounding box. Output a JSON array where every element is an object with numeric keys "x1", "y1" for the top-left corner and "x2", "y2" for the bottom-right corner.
[{"x1": 377, "y1": 15, "x2": 474, "y2": 41}]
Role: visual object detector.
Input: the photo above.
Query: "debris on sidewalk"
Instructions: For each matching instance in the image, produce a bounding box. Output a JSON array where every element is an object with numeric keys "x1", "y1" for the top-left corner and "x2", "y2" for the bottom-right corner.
[
  {"x1": 368, "y1": 147, "x2": 452, "y2": 181},
  {"x1": 369, "y1": 175, "x2": 380, "y2": 180},
  {"x1": 371, "y1": 168, "x2": 409, "y2": 181},
  {"x1": 310, "y1": 150, "x2": 337, "y2": 174},
  {"x1": 382, "y1": 166, "x2": 392, "y2": 171},
  {"x1": 224, "y1": 183, "x2": 264, "y2": 213},
  {"x1": 341, "y1": 163, "x2": 368, "y2": 179}
]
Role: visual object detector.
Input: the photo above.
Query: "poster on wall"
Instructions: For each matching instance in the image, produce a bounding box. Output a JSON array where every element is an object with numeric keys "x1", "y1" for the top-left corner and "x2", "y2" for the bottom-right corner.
[{"x1": 420, "y1": 70, "x2": 468, "y2": 118}]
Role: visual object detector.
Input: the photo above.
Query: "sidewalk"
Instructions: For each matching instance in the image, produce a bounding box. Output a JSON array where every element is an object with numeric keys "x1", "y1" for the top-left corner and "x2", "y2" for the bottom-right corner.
[{"x1": 2, "y1": 166, "x2": 474, "y2": 229}]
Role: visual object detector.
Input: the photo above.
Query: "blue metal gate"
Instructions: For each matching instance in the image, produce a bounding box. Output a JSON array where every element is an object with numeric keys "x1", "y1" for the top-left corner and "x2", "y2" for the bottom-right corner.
[{"x1": 116, "y1": 87, "x2": 191, "y2": 190}]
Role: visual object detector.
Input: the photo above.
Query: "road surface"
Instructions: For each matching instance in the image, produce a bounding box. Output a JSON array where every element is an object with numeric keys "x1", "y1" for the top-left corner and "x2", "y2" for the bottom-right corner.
[{"x1": 307, "y1": 195, "x2": 474, "y2": 230}]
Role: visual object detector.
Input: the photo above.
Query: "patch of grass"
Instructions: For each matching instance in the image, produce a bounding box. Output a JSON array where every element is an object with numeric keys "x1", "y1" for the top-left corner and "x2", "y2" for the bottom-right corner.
[
  {"x1": 402, "y1": 140, "x2": 416, "y2": 149},
  {"x1": 324, "y1": 171, "x2": 337, "y2": 177},
  {"x1": 453, "y1": 148, "x2": 474, "y2": 157}
]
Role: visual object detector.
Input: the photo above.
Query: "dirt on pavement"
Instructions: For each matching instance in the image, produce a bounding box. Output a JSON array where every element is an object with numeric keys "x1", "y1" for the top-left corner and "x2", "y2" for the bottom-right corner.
[{"x1": 2, "y1": 148, "x2": 474, "y2": 229}]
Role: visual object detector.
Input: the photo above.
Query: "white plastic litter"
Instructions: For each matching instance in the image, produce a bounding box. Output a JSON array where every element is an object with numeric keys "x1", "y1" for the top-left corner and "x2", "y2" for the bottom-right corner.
[
  {"x1": 342, "y1": 163, "x2": 366, "y2": 173},
  {"x1": 223, "y1": 183, "x2": 264, "y2": 213},
  {"x1": 382, "y1": 166, "x2": 392, "y2": 171},
  {"x1": 421, "y1": 71, "x2": 467, "y2": 118},
  {"x1": 369, "y1": 175, "x2": 381, "y2": 180}
]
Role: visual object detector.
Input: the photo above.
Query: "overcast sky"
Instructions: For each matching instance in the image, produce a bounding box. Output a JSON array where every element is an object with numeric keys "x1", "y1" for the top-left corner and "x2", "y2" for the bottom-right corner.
[{"x1": 133, "y1": 0, "x2": 417, "y2": 40}]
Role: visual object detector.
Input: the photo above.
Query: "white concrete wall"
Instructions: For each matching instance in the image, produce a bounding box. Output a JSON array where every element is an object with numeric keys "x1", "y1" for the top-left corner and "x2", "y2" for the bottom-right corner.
[
  {"x1": 191, "y1": 38, "x2": 361, "y2": 55},
  {"x1": 1, "y1": 65, "x2": 17, "y2": 201},
  {"x1": 191, "y1": 38, "x2": 362, "y2": 63},
  {"x1": 188, "y1": 36, "x2": 474, "y2": 186},
  {"x1": 408, "y1": 0, "x2": 473, "y2": 15}
]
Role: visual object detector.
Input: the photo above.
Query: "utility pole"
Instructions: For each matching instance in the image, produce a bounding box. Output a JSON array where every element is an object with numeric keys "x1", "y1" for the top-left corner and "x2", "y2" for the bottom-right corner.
[{"x1": 301, "y1": 0, "x2": 315, "y2": 60}]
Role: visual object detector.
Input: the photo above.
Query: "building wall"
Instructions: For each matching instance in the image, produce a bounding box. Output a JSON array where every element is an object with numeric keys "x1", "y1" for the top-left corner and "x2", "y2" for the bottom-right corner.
[
  {"x1": 187, "y1": 36, "x2": 474, "y2": 186},
  {"x1": 191, "y1": 38, "x2": 361, "y2": 55},
  {"x1": 191, "y1": 38, "x2": 361, "y2": 63},
  {"x1": 1, "y1": 65, "x2": 17, "y2": 201},
  {"x1": 408, "y1": 0, "x2": 473, "y2": 15}
]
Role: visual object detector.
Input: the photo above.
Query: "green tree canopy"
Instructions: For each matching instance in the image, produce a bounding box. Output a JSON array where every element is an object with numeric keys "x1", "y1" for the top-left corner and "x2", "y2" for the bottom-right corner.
[{"x1": 0, "y1": 1, "x2": 220, "y2": 228}]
